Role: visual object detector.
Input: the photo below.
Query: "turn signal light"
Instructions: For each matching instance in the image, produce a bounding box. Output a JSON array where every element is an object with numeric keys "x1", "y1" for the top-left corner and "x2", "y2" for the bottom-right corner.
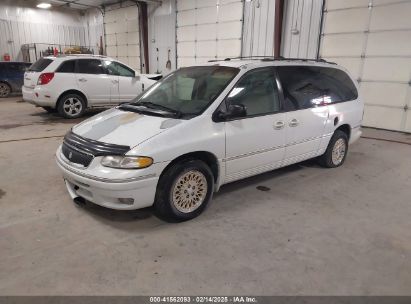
[{"x1": 38, "y1": 72, "x2": 55, "y2": 85}]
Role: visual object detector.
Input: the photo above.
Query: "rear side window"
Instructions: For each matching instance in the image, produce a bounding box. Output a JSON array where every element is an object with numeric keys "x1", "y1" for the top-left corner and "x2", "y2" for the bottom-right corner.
[
  {"x1": 77, "y1": 59, "x2": 105, "y2": 74},
  {"x1": 28, "y1": 58, "x2": 53, "y2": 72},
  {"x1": 56, "y1": 60, "x2": 75, "y2": 73},
  {"x1": 278, "y1": 66, "x2": 358, "y2": 110},
  {"x1": 6, "y1": 63, "x2": 28, "y2": 72}
]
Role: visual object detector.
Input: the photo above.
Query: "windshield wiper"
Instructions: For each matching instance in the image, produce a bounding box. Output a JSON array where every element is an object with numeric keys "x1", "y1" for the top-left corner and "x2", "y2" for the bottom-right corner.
[{"x1": 138, "y1": 101, "x2": 182, "y2": 118}]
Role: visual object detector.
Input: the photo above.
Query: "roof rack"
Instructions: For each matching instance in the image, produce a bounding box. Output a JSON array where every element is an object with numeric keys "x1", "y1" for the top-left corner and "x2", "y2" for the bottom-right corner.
[
  {"x1": 208, "y1": 56, "x2": 336, "y2": 65},
  {"x1": 56, "y1": 54, "x2": 108, "y2": 58}
]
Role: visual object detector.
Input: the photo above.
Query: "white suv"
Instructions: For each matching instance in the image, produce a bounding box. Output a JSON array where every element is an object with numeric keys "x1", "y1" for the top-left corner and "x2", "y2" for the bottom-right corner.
[
  {"x1": 23, "y1": 55, "x2": 158, "y2": 118},
  {"x1": 56, "y1": 58, "x2": 363, "y2": 221}
]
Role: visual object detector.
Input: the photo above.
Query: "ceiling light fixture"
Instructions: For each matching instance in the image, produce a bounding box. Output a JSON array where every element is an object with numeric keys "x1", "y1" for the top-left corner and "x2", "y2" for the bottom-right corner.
[{"x1": 37, "y1": 3, "x2": 51, "y2": 9}]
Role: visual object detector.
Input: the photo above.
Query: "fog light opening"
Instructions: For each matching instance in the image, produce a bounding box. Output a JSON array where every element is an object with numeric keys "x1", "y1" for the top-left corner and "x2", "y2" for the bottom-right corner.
[{"x1": 118, "y1": 198, "x2": 134, "y2": 205}]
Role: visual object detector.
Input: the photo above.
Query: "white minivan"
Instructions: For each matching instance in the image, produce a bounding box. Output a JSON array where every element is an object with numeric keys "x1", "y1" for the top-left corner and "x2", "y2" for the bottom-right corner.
[
  {"x1": 56, "y1": 58, "x2": 363, "y2": 221},
  {"x1": 23, "y1": 55, "x2": 159, "y2": 118}
]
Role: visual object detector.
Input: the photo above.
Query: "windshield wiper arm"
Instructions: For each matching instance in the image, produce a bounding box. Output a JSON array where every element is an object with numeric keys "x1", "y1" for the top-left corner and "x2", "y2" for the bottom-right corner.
[{"x1": 138, "y1": 102, "x2": 182, "y2": 118}]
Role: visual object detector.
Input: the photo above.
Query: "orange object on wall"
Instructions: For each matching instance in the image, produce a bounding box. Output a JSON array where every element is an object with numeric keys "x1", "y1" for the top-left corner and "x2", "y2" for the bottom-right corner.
[{"x1": 3, "y1": 53, "x2": 11, "y2": 61}]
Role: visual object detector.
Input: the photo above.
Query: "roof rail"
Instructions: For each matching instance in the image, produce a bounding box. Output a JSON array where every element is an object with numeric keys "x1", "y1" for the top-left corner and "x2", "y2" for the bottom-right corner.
[
  {"x1": 56, "y1": 54, "x2": 108, "y2": 58},
  {"x1": 208, "y1": 56, "x2": 336, "y2": 65}
]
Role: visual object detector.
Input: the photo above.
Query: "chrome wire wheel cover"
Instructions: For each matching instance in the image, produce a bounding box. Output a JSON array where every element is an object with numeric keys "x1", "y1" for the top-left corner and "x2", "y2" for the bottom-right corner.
[
  {"x1": 63, "y1": 97, "x2": 82, "y2": 116},
  {"x1": 172, "y1": 170, "x2": 208, "y2": 213},
  {"x1": 332, "y1": 138, "x2": 346, "y2": 165},
  {"x1": 0, "y1": 83, "x2": 10, "y2": 97}
]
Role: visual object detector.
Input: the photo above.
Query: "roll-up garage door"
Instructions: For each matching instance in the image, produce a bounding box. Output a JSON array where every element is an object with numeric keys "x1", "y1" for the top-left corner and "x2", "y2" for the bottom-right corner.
[
  {"x1": 320, "y1": 0, "x2": 411, "y2": 132},
  {"x1": 176, "y1": 0, "x2": 244, "y2": 68},
  {"x1": 104, "y1": 5, "x2": 141, "y2": 72}
]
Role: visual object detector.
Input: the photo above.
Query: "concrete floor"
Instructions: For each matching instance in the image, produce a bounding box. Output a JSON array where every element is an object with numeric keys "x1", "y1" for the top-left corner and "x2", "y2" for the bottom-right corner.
[{"x1": 1, "y1": 96, "x2": 411, "y2": 295}]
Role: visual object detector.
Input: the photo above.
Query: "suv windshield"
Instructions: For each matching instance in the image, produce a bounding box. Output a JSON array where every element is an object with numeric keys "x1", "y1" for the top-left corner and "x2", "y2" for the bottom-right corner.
[
  {"x1": 129, "y1": 66, "x2": 239, "y2": 117},
  {"x1": 28, "y1": 58, "x2": 53, "y2": 72}
]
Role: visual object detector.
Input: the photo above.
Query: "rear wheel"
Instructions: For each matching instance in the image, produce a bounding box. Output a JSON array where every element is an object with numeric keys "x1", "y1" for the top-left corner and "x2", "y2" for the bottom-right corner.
[
  {"x1": 318, "y1": 130, "x2": 348, "y2": 168},
  {"x1": 0, "y1": 82, "x2": 11, "y2": 98},
  {"x1": 154, "y1": 159, "x2": 214, "y2": 222},
  {"x1": 57, "y1": 93, "x2": 86, "y2": 118}
]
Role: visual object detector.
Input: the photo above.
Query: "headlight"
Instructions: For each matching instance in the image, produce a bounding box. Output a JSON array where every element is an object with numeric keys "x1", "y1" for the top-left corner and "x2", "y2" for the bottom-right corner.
[{"x1": 101, "y1": 156, "x2": 153, "y2": 169}]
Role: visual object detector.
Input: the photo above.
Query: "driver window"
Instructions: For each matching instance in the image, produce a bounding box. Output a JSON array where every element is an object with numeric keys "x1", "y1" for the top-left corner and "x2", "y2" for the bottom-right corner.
[
  {"x1": 104, "y1": 61, "x2": 135, "y2": 77},
  {"x1": 227, "y1": 68, "x2": 280, "y2": 116}
]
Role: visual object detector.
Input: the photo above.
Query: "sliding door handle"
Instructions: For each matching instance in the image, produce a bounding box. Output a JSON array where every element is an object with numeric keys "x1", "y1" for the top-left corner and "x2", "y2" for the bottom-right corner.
[
  {"x1": 273, "y1": 121, "x2": 285, "y2": 130},
  {"x1": 289, "y1": 119, "x2": 299, "y2": 127}
]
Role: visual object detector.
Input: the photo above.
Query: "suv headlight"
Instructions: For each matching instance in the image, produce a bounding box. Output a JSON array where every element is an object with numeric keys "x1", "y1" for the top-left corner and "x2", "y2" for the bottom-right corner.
[{"x1": 101, "y1": 156, "x2": 153, "y2": 169}]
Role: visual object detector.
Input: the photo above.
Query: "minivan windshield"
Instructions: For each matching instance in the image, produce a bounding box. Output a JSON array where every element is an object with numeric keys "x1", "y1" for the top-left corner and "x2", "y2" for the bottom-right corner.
[
  {"x1": 128, "y1": 66, "x2": 239, "y2": 117},
  {"x1": 28, "y1": 58, "x2": 53, "y2": 72}
]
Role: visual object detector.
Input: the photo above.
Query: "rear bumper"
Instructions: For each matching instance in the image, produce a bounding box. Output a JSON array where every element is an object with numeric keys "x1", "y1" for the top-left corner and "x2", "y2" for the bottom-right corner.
[
  {"x1": 23, "y1": 86, "x2": 57, "y2": 107},
  {"x1": 349, "y1": 126, "x2": 362, "y2": 145}
]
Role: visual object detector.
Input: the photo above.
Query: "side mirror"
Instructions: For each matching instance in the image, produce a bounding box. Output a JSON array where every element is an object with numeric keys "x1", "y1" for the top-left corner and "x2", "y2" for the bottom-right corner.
[
  {"x1": 134, "y1": 75, "x2": 140, "y2": 81},
  {"x1": 214, "y1": 104, "x2": 247, "y2": 122}
]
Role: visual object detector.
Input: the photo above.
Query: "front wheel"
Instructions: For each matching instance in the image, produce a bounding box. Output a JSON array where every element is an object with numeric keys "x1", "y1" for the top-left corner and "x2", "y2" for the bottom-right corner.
[
  {"x1": 318, "y1": 130, "x2": 348, "y2": 168},
  {"x1": 154, "y1": 159, "x2": 214, "y2": 222},
  {"x1": 0, "y1": 82, "x2": 11, "y2": 98},
  {"x1": 57, "y1": 94, "x2": 86, "y2": 118}
]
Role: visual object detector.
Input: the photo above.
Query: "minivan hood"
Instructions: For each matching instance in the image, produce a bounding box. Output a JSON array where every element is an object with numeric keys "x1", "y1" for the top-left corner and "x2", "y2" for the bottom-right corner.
[{"x1": 72, "y1": 108, "x2": 182, "y2": 148}]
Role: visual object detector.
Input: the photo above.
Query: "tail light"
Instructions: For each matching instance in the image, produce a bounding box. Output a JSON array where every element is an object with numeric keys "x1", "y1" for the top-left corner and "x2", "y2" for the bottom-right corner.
[{"x1": 37, "y1": 73, "x2": 54, "y2": 85}]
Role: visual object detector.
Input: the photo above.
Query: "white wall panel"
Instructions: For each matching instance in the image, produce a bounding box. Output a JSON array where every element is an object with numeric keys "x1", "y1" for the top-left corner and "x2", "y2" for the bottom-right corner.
[
  {"x1": 176, "y1": 0, "x2": 243, "y2": 67},
  {"x1": 104, "y1": 4, "x2": 141, "y2": 72},
  {"x1": 323, "y1": 9, "x2": 369, "y2": 34},
  {"x1": 360, "y1": 83, "x2": 408, "y2": 108},
  {"x1": 320, "y1": 0, "x2": 411, "y2": 132}
]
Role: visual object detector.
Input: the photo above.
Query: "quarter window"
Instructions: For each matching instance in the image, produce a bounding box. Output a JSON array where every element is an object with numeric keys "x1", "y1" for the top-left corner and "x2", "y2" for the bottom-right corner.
[
  {"x1": 227, "y1": 68, "x2": 280, "y2": 117},
  {"x1": 278, "y1": 66, "x2": 358, "y2": 110},
  {"x1": 77, "y1": 59, "x2": 105, "y2": 74}
]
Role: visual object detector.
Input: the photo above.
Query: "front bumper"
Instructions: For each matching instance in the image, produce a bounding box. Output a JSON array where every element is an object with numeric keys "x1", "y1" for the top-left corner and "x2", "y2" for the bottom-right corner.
[{"x1": 56, "y1": 148, "x2": 159, "y2": 210}]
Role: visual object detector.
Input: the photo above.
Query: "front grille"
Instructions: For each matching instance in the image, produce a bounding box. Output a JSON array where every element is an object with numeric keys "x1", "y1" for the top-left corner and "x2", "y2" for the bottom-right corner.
[
  {"x1": 63, "y1": 130, "x2": 130, "y2": 156},
  {"x1": 62, "y1": 142, "x2": 93, "y2": 167}
]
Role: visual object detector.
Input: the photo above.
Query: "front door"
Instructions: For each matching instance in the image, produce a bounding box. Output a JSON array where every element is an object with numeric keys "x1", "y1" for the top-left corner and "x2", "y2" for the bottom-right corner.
[
  {"x1": 224, "y1": 67, "x2": 286, "y2": 182},
  {"x1": 104, "y1": 61, "x2": 141, "y2": 103}
]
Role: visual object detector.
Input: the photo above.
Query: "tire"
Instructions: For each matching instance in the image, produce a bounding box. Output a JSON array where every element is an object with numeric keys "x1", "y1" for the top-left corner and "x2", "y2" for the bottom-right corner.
[
  {"x1": 318, "y1": 130, "x2": 349, "y2": 168},
  {"x1": 42, "y1": 106, "x2": 57, "y2": 113},
  {"x1": 0, "y1": 82, "x2": 11, "y2": 98},
  {"x1": 154, "y1": 159, "x2": 214, "y2": 222},
  {"x1": 57, "y1": 93, "x2": 86, "y2": 119}
]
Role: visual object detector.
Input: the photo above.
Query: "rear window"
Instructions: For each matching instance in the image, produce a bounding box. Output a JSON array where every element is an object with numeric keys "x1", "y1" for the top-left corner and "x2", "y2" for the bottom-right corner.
[
  {"x1": 56, "y1": 60, "x2": 75, "y2": 73},
  {"x1": 278, "y1": 66, "x2": 358, "y2": 110},
  {"x1": 28, "y1": 58, "x2": 53, "y2": 72}
]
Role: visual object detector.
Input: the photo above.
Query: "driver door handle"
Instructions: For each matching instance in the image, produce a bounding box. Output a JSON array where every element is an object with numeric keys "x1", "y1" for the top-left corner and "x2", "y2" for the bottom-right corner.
[
  {"x1": 273, "y1": 121, "x2": 285, "y2": 130},
  {"x1": 112, "y1": 80, "x2": 119, "y2": 84},
  {"x1": 289, "y1": 118, "x2": 299, "y2": 127},
  {"x1": 78, "y1": 78, "x2": 87, "y2": 82}
]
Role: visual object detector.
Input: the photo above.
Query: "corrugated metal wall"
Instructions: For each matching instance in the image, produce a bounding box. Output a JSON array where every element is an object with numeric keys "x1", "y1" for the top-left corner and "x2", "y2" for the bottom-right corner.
[
  {"x1": 0, "y1": 3, "x2": 104, "y2": 62},
  {"x1": 281, "y1": 0, "x2": 323, "y2": 59},
  {"x1": 148, "y1": 0, "x2": 176, "y2": 75},
  {"x1": 242, "y1": 0, "x2": 276, "y2": 57}
]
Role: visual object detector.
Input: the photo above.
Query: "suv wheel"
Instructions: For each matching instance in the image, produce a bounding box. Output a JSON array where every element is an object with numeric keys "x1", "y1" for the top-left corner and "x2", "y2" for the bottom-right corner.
[
  {"x1": 0, "y1": 82, "x2": 11, "y2": 98},
  {"x1": 57, "y1": 94, "x2": 86, "y2": 118},
  {"x1": 154, "y1": 159, "x2": 214, "y2": 222},
  {"x1": 318, "y1": 130, "x2": 348, "y2": 168}
]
